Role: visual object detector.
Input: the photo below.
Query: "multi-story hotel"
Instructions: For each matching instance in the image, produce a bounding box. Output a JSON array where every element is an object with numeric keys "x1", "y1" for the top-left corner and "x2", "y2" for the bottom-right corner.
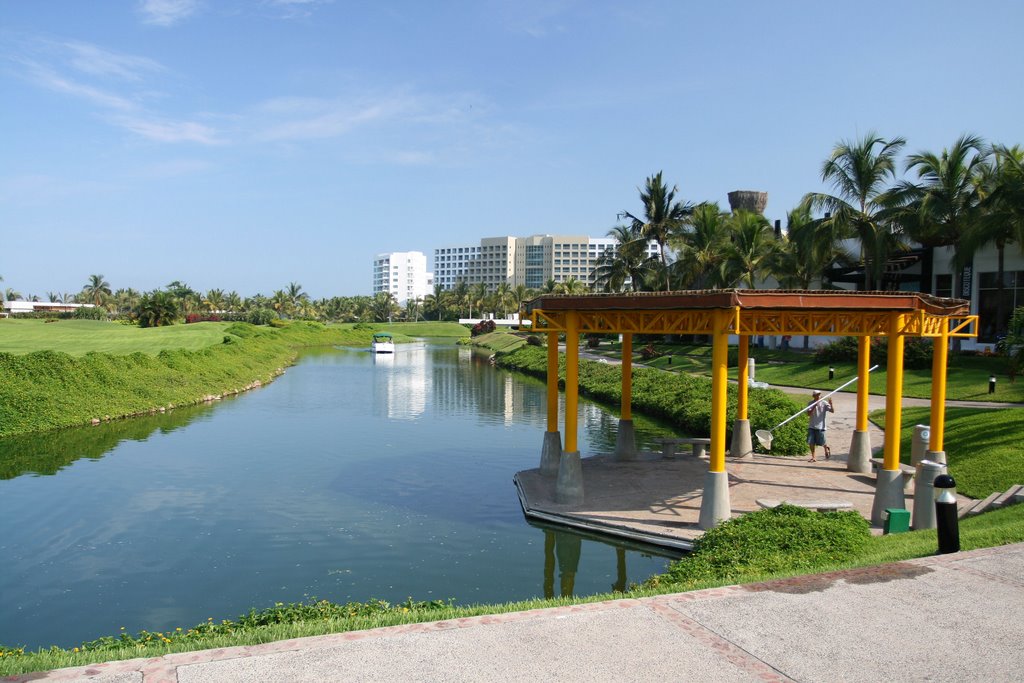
[
  {"x1": 432, "y1": 234, "x2": 659, "y2": 291},
  {"x1": 371, "y1": 251, "x2": 433, "y2": 304}
]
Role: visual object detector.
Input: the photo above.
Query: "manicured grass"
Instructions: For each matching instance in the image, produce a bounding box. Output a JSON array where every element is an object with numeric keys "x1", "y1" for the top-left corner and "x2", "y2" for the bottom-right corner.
[
  {"x1": 376, "y1": 321, "x2": 470, "y2": 337},
  {"x1": 0, "y1": 319, "x2": 232, "y2": 356},
  {"x1": 466, "y1": 330, "x2": 528, "y2": 353},
  {"x1": 870, "y1": 406, "x2": 1024, "y2": 499}
]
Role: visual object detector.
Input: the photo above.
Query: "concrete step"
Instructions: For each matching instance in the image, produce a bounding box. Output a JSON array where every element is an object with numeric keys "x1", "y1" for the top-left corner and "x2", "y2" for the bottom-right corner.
[
  {"x1": 993, "y1": 484, "x2": 1024, "y2": 508},
  {"x1": 960, "y1": 492, "x2": 1001, "y2": 518}
]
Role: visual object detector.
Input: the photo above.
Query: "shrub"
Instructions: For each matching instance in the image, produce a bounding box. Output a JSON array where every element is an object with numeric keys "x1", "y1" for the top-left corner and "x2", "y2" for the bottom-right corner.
[
  {"x1": 525, "y1": 335, "x2": 543, "y2": 346},
  {"x1": 814, "y1": 336, "x2": 933, "y2": 370},
  {"x1": 185, "y1": 313, "x2": 222, "y2": 324},
  {"x1": 74, "y1": 306, "x2": 107, "y2": 321},
  {"x1": 471, "y1": 319, "x2": 496, "y2": 336},
  {"x1": 640, "y1": 344, "x2": 660, "y2": 360},
  {"x1": 586, "y1": 335, "x2": 601, "y2": 348},
  {"x1": 653, "y1": 504, "x2": 870, "y2": 589},
  {"x1": 246, "y1": 309, "x2": 275, "y2": 326}
]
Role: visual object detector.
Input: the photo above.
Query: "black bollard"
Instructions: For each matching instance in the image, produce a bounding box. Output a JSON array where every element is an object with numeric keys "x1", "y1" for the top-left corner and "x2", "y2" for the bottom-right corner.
[
  {"x1": 934, "y1": 473, "x2": 960, "y2": 554},
  {"x1": 989, "y1": 375, "x2": 996, "y2": 394},
  {"x1": 829, "y1": 366, "x2": 834, "y2": 380}
]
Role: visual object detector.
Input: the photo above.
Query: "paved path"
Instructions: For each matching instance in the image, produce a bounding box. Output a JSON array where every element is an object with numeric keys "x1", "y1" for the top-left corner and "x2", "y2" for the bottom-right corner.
[{"x1": 13, "y1": 542, "x2": 1024, "y2": 682}]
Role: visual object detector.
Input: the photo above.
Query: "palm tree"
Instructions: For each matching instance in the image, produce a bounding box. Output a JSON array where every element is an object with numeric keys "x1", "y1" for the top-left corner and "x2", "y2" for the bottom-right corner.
[
  {"x1": 512, "y1": 284, "x2": 531, "y2": 314},
  {"x1": 4, "y1": 288, "x2": 22, "y2": 302},
  {"x1": 136, "y1": 291, "x2": 179, "y2": 327},
  {"x1": 594, "y1": 224, "x2": 656, "y2": 292},
  {"x1": 452, "y1": 281, "x2": 471, "y2": 318},
  {"x1": 543, "y1": 279, "x2": 558, "y2": 294},
  {"x1": 773, "y1": 200, "x2": 854, "y2": 290},
  {"x1": 271, "y1": 290, "x2": 290, "y2": 318},
  {"x1": 471, "y1": 283, "x2": 488, "y2": 318},
  {"x1": 720, "y1": 211, "x2": 780, "y2": 288},
  {"x1": 47, "y1": 291, "x2": 62, "y2": 303},
  {"x1": 423, "y1": 283, "x2": 448, "y2": 321},
  {"x1": 225, "y1": 291, "x2": 243, "y2": 313},
  {"x1": 895, "y1": 134, "x2": 988, "y2": 300},
  {"x1": 371, "y1": 292, "x2": 398, "y2": 322},
  {"x1": 204, "y1": 289, "x2": 226, "y2": 313},
  {"x1": 555, "y1": 278, "x2": 589, "y2": 295},
  {"x1": 83, "y1": 274, "x2": 112, "y2": 306},
  {"x1": 669, "y1": 202, "x2": 730, "y2": 289},
  {"x1": 286, "y1": 281, "x2": 308, "y2": 311},
  {"x1": 963, "y1": 144, "x2": 1024, "y2": 337},
  {"x1": 805, "y1": 132, "x2": 907, "y2": 290},
  {"x1": 493, "y1": 282, "x2": 514, "y2": 317},
  {"x1": 619, "y1": 171, "x2": 693, "y2": 291}
]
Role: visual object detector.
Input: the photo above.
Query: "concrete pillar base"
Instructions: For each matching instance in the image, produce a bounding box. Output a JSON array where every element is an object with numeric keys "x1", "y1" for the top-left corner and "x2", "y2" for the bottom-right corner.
[
  {"x1": 729, "y1": 419, "x2": 753, "y2": 460},
  {"x1": 540, "y1": 431, "x2": 562, "y2": 476},
  {"x1": 911, "y1": 425, "x2": 930, "y2": 467},
  {"x1": 913, "y1": 460, "x2": 948, "y2": 530},
  {"x1": 555, "y1": 451, "x2": 584, "y2": 505},
  {"x1": 614, "y1": 419, "x2": 638, "y2": 461},
  {"x1": 847, "y1": 430, "x2": 873, "y2": 474},
  {"x1": 698, "y1": 470, "x2": 732, "y2": 529},
  {"x1": 871, "y1": 468, "x2": 907, "y2": 526},
  {"x1": 924, "y1": 450, "x2": 947, "y2": 466}
]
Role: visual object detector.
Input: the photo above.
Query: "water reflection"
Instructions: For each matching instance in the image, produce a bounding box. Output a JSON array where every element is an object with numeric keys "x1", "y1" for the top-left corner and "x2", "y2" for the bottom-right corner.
[
  {"x1": 373, "y1": 344, "x2": 428, "y2": 420},
  {"x1": 0, "y1": 402, "x2": 218, "y2": 480}
]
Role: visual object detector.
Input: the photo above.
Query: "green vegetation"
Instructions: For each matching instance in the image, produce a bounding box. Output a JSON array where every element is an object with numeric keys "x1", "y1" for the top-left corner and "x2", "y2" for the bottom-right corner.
[
  {"x1": 375, "y1": 321, "x2": 469, "y2": 338},
  {"x1": 465, "y1": 330, "x2": 528, "y2": 353},
  {"x1": 0, "y1": 322, "x2": 374, "y2": 439},
  {"x1": 871, "y1": 406, "x2": 1024, "y2": 499},
  {"x1": 494, "y1": 345, "x2": 808, "y2": 455},
  {"x1": 0, "y1": 319, "x2": 232, "y2": 356}
]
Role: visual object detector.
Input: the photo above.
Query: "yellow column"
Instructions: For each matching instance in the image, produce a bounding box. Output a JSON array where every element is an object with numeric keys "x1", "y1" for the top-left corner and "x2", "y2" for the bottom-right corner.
[
  {"x1": 883, "y1": 313, "x2": 905, "y2": 471},
  {"x1": 621, "y1": 333, "x2": 633, "y2": 420},
  {"x1": 564, "y1": 311, "x2": 580, "y2": 453},
  {"x1": 929, "y1": 322, "x2": 949, "y2": 452},
  {"x1": 546, "y1": 331, "x2": 559, "y2": 433},
  {"x1": 709, "y1": 309, "x2": 730, "y2": 473},
  {"x1": 857, "y1": 336, "x2": 871, "y2": 432},
  {"x1": 737, "y1": 334, "x2": 749, "y2": 420}
]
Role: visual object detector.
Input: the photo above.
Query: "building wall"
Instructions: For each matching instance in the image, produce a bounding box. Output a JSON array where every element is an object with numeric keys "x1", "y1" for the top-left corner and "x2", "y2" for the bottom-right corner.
[{"x1": 372, "y1": 251, "x2": 430, "y2": 304}]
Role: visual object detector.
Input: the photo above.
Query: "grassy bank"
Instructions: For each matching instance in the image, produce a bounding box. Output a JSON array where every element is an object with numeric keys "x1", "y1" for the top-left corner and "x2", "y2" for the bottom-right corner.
[
  {"x1": 0, "y1": 319, "x2": 232, "y2": 356},
  {"x1": 494, "y1": 345, "x2": 809, "y2": 455},
  {"x1": 0, "y1": 321, "x2": 373, "y2": 439}
]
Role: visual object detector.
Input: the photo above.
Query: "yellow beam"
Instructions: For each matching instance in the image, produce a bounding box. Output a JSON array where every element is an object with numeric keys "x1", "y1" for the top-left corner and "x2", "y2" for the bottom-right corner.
[
  {"x1": 621, "y1": 333, "x2": 632, "y2": 420},
  {"x1": 546, "y1": 331, "x2": 559, "y2": 433},
  {"x1": 883, "y1": 312, "x2": 905, "y2": 471},
  {"x1": 857, "y1": 336, "x2": 871, "y2": 433},
  {"x1": 737, "y1": 335, "x2": 749, "y2": 421},
  {"x1": 709, "y1": 308, "x2": 731, "y2": 473},
  {"x1": 930, "y1": 322, "x2": 949, "y2": 452},
  {"x1": 564, "y1": 311, "x2": 579, "y2": 453}
]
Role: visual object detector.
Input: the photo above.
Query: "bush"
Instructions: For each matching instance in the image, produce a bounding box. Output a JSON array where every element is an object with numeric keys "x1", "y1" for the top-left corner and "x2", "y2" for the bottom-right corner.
[
  {"x1": 471, "y1": 319, "x2": 496, "y2": 336},
  {"x1": 525, "y1": 335, "x2": 543, "y2": 346},
  {"x1": 653, "y1": 504, "x2": 870, "y2": 588},
  {"x1": 640, "y1": 344, "x2": 660, "y2": 360},
  {"x1": 185, "y1": 313, "x2": 222, "y2": 324},
  {"x1": 246, "y1": 309, "x2": 275, "y2": 326},
  {"x1": 814, "y1": 336, "x2": 933, "y2": 370},
  {"x1": 74, "y1": 306, "x2": 107, "y2": 321}
]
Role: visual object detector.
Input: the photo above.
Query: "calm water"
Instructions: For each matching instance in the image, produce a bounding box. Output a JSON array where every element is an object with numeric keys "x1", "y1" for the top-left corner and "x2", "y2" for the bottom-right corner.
[{"x1": 0, "y1": 343, "x2": 683, "y2": 649}]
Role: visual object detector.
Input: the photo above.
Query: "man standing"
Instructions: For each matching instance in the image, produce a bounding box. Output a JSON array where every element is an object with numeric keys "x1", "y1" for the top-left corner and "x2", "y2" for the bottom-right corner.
[{"x1": 807, "y1": 390, "x2": 834, "y2": 462}]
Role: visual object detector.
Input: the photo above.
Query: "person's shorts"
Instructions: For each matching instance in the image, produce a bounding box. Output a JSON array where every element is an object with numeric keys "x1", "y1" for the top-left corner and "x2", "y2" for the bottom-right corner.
[{"x1": 807, "y1": 428, "x2": 826, "y2": 446}]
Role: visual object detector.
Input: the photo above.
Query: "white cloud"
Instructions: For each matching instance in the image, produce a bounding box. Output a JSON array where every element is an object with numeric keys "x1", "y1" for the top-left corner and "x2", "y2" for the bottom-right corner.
[
  {"x1": 63, "y1": 41, "x2": 164, "y2": 81},
  {"x1": 22, "y1": 60, "x2": 137, "y2": 111},
  {"x1": 115, "y1": 116, "x2": 224, "y2": 144},
  {"x1": 138, "y1": 0, "x2": 200, "y2": 26},
  {"x1": 254, "y1": 95, "x2": 417, "y2": 142}
]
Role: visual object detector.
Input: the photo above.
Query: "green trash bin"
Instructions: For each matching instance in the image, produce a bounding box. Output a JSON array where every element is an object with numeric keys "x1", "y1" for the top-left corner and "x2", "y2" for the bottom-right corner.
[{"x1": 884, "y1": 508, "x2": 911, "y2": 534}]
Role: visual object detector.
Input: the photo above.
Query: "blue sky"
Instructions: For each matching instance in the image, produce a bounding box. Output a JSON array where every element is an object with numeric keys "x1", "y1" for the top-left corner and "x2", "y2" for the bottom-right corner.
[{"x1": 2, "y1": 0, "x2": 1022, "y2": 299}]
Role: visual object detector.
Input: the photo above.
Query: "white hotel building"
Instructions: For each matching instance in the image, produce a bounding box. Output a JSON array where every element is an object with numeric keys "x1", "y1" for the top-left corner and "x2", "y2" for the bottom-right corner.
[
  {"x1": 371, "y1": 251, "x2": 433, "y2": 305},
  {"x1": 432, "y1": 234, "x2": 660, "y2": 291}
]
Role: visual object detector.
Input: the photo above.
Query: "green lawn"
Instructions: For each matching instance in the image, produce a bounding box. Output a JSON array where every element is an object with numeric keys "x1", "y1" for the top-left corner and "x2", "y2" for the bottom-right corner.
[
  {"x1": 0, "y1": 319, "x2": 232, "y2": 356},
  {"x1": 331, "y1": 321, "x2": 470, "y2": 338}
]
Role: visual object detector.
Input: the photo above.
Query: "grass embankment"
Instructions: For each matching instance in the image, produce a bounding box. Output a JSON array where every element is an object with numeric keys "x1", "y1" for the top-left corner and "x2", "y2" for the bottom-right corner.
[
  {"x1": 377, "y1": 321, "x2": 470, "y2": 338},
  {"x1": 464, "y1": 330, "x2": 529, "y2": 353},
  {"x1": 494, "y1": 345, "x2": 809, "y2": 454},
  {"x1": 0, "y1": 321, "x2": 374, "y2": 439},
  {"x1": 0, "y1": 319, "x2": 233, "y2": 356}
]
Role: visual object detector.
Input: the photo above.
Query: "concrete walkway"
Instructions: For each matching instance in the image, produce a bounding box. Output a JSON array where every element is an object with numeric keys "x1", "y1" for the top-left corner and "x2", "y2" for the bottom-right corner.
[{"x1": 12, "y1": 542, "x2": 1024, "y2": 682}]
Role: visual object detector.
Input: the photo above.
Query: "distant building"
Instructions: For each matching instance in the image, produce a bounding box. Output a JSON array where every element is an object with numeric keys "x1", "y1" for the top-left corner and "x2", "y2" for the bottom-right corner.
[
  {"x1": 433, "y1": 234, "x2": 659, "y2": 291},
  {"x1": 372, "y1": 251, "x2": 432, "y2": 305},
  {"x1": 1, "y1": 300, "x2": 95, "y2": 316}
]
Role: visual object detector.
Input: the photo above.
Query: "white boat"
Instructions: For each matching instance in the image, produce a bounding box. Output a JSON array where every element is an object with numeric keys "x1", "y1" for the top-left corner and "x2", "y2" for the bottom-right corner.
[{"x1": 372, "y1": 332, "x2": 395, "y2": 354}]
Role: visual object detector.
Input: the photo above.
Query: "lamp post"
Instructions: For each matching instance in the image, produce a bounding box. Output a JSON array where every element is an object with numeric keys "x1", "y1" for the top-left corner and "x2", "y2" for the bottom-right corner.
[{"x1": 989, "y1": 375, "x2": 996, "y2": 394}]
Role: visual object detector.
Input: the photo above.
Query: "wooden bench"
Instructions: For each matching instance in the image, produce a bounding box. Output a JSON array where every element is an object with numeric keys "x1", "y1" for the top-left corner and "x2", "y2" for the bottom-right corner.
[
  {"x1": 757, "y1": 499, "x2": 853, "y2": 512},
  {"x1": 655, "y1": 437, "x2": 711, "y2": 459},
  {"x1": 870, "y1": 458, "x2": 916, "y2": 490}
]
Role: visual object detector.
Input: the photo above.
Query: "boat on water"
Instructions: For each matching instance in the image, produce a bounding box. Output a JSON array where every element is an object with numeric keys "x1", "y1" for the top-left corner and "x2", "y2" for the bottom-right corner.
[{"x1": 371, "y1": 332, "x2": 395, "y2": 354}]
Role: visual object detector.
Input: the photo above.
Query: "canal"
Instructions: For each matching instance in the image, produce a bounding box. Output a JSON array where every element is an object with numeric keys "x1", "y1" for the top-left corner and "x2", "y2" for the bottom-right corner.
[{"x1": 0, "y1": 343, "x2": 683, "y2": 649}]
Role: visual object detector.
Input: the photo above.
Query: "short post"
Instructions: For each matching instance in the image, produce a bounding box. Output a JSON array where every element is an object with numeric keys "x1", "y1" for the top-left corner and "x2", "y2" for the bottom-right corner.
[
  {"x1": 912, "y1": 460, "x2": 946, "y2": 529},
  {"x1": 911, "y1": 424, "x2": 930, "y2": 468},
  {"x1": 989, "y1": 375, "x2": 996, "y2": 394},
  {"x1": 829, "y1": 366, "x2": 835, "y2": 380},
  {"x1": 747, "y1": 357, "x2": 756, "y2": 384},
  {"x1": 934, "y1": 473, "x2": 960, "y2": 554}
]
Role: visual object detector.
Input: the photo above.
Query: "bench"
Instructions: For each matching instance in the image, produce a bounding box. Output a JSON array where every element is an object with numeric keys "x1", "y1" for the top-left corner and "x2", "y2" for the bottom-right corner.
[
  {"x1": 757, "y1": 499, "x2": 853, "y2": 512},
  {"x1": 870, "y1": 458, "x2": 916, "y2": 490},
  {"x1": 654, "y1": 437, "x2": 711, "y2": 459}
]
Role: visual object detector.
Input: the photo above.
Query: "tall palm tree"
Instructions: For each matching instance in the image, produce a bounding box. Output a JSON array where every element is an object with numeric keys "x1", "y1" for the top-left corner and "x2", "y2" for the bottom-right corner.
[
  {"x1": 963, "y1": 144, "x2": 1024, "y2": 337},
  {"x1": 83, "y1": 274, "x2": 112, "y2": 306},
  {"x1": 371, "y1": 291, "x2": 398, "y2": 322},
  {"x1": 47, "y1": 291, "x2": 62, "y2": 303},
  {"x1": 620, "y1": 171, "x2": 693, "y2": 291},
  {"x1": 4, "y1": 288, "x2": 22, "y2": 302},
  {"x1": 720, "y1": 211, "x2": 780, "y2": 288},
  {"x1": 594, "y1": 224, "x2": 656, "y2": 292},
  {"x1": 774, "y1": 200, "x2": 854, "y2": 290},
  {"x1": 493, "y1": 282, "x2": 514, "y2": 317},
  {"x1": 271, "y1": 290, "x2": 290, "y2": 318},
  {"x1": 204, "y1": 289, "x2": 226, "y2": 313},
  {"x1": 512, "y1": 284, "x2": 531, "y2": 314},
  {"x1": 471, "y1": 283, "x2": 489, "y2": 318},
  {"x1": 669, "y1": 202, "x2": 730, "y2": 289},
  {"x1": 225, "y1": 291, "x2": 243, "y2": 313},
  {"x1": 894, "y1": 134, "x2": 988, "y2": 300},
  {"x1": 286, "y1": 281, "x2": 308, "y2": 311},
  {"x1": 555, "y1": 278, "x2": 589, "y2": 295},
  {"x1": 805, "y1": 132, "x2": 907, "y2": 290}
]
